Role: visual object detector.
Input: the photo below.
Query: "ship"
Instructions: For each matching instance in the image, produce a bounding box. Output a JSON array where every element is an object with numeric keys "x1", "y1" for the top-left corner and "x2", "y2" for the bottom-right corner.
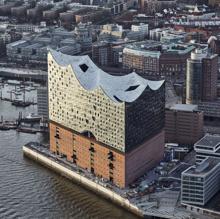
[{"x1": 23, "y1": 113, "x2": 42, "y2": 122}]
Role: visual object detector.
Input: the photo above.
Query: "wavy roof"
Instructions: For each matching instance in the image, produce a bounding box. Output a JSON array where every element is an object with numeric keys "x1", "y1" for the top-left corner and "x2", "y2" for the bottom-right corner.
[{"x1": 49, "y1": 49, "x2": 164, "y2": 103}]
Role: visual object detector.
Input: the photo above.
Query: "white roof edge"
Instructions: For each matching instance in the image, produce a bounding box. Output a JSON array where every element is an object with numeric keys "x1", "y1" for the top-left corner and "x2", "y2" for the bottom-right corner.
[{"x1": 48, "y1": 49, "x2": 165, "y2": 103}]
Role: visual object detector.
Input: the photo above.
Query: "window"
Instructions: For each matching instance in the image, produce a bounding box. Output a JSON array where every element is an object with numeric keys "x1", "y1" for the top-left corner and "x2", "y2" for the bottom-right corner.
[
  {"x1": 79, "y1": 64, "x2": 89, "y2": 72},
  {"x1": 109, "y1": 163, "x2": 114, "y2": 169},
  {"x1": 125, "y1": 85, "x2": 140, "y2": 91}
]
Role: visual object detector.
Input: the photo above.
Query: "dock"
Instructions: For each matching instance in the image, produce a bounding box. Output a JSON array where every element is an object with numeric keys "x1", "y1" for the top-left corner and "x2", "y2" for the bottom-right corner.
[{"x1": 0, "y1": 114, "x2": 48, "y2": 134}]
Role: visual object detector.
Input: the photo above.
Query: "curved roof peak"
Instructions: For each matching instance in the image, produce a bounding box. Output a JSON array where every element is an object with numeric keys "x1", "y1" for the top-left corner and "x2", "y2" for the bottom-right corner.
[{"x1": 49, "y1": 49, "x2": 164, "y2": 103}]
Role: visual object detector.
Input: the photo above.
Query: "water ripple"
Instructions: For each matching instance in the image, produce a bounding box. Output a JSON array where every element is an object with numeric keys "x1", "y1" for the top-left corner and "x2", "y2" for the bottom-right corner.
[{"x1": 0, "y1": 130, "x2": 139, "y2": 219}]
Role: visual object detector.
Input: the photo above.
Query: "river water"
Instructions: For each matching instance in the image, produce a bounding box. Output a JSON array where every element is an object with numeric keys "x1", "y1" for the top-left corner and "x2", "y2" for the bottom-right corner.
[{"x1": 0, "y1": 83, "x2": 139, "y2": 219}]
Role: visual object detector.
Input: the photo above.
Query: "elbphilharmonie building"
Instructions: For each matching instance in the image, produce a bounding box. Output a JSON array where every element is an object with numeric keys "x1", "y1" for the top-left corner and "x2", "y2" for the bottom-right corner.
[{"x1": 48, "y1": 50, "x2": 165, "y2": 188}]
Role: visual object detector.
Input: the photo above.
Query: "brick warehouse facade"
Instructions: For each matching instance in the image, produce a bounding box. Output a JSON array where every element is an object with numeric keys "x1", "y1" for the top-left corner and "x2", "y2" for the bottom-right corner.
[
  {"x1": 48, "y1": 49, "x2": 165, "y2": 188},
  {"x1": 50, "y1": 122, "x2": 164, "y2": 187}
]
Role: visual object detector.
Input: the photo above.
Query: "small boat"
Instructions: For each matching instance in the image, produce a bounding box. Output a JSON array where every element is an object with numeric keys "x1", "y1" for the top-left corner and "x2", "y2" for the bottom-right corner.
[
  {"x1": 25, "y1": 87, "x2": 32, "y2": 92},
  {"x1": 24, "y1": 81, "x2": 34, "y2": 86},
  {"x1": 7, "y1": 80, "x2": 21, "y2": 85},
  {"x1": 11, "y1": 100, "x2": 31, "y2": 107},
  {"x1": 33, "y1": 84, "x2": 40, "y2": 88},
  {"x1": 17, "y1": 128, "x2": 37, "y2": 134},
  {"x1": 0, "y1": 125, "x2": 10, "y2": 131},
  {"x1": 23, "y1": 113, "x2": 42, "y2": 122}
]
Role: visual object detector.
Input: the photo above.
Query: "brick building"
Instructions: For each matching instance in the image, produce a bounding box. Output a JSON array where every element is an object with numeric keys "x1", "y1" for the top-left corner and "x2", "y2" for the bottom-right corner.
[
  {"x1": 165, "y1": 104, "x2": 204, "y2": 146},
  {"x1": 122, "y1": 41, "x2": 194, "y2": 80},
  {"x1": 48, "y1": 49, "x2": 165, "y2": 188}
]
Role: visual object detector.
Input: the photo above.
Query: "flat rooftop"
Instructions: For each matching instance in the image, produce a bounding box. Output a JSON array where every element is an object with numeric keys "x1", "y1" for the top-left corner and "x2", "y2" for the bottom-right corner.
[
  {"x1": 125, "y1": 40, "x2": 162, "y2": 51},
  {"x1": 170, "y1": 104, "x2": 198, "y2": 112},
  {"x1": 195, "y1": 134, "x2": 220, "y2": 148},
  {"x1": 183, "y1": 157, "x2": 220, "y2": 176},
  {"x1": 124, "y1": 41, "x2": 194, "y2": 56}
]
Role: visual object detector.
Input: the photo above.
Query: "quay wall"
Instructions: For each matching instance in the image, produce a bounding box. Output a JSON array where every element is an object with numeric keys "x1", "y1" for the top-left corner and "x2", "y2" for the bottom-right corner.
[{"x1": 22, "y1": 146, "x2": 146, "y2": 218}]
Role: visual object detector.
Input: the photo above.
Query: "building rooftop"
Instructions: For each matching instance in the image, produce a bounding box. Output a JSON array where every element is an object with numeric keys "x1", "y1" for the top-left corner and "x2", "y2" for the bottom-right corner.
[
  {"x1": 123, "y1": 41, "x2": 194, "y2": 57},
  {"x1": 8, "y1": 40, "x2": 27, "y2": 47},
  {"x1": 49, "y1": 49, "x2": 164, "y2": 103},
  {"x1": 183, "y1": 157, "x2": 220, "y2": 176},
  {"x1": 170, "y1": 104, "x2": 198, "y2": 112},
  {"x1": 195, "y1": 134, "x2": 220, "y2": 148}
]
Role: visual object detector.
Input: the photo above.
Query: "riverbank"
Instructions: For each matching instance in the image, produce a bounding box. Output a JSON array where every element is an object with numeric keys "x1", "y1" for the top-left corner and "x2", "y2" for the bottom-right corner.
[
  {"x1": 23, "y1": 144, "x2": 145, "y2": 218},
  {"x1": 23, "y1": 143, "x2": 201, "y2": 219}
]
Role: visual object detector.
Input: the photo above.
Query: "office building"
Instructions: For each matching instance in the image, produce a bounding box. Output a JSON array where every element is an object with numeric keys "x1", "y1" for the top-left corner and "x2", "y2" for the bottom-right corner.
[
  {"x1": 165, "y1": 104, "x2": 204, "y2": 146},
  {"x1": 194, "y1": 134, "x2": 220, "y2": 164},
  {"x1": 201, "y1": 54, "x2": 218, "y2": 102},
  {"x1": 48, "y1": 49, "x2": 165, "y2": 188},
  {"x1": 181, "y1": 157, "x2": 220, "y2": 206},
  {"x1": 92, "y1": 41, "x2": 112, "y2": 66},
  {"x1": 186, "y1": 49, "x2": 218, "y2": 104}
]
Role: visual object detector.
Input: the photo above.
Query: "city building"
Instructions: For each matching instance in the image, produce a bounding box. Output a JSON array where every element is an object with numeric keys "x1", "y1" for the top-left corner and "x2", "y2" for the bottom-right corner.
[
  {"x1": 181, "y1": 157, "x2": 220, "y2": 206},
  {"x1": 48, "y1": 49, "x2": 165, "y2": 188},
  {"x1": 149, "y1": 27, "x2": 187, "y2": 43},
  {"x1": 123, "y1": 41, "x2": 194, "y2": 80},
  {"x1": 0, "y1": 29, "x2": 21, "y2": 57},
  {"x1": 165, "y1": 104, "x2": 204, "y2": 146},
  {"x1": 186, "y1": 49, "x2": 218, "y2": 104},
  {"x1": 122, "y1": 40, "x2": 161, "y2": 78},
  {"x1": 140, "y1": 0, "x2": 176, "y2": 14},
  {"x1": 75, "y1": 9, "x2": 108, "y2": 24},
  {"x1": 194, "y1": 134, "x2": 220, "y2": 164},
  {"x1": 74, "y1": 23, "x2": 92, "y2": 51},
  {"x1": 92, "y1": 40, "x2": 131, "y2": 67},
  {"x1": 208, "y1": 36, "x2": 220, "y2": 55},
  {"x1": 201, "y1": 54, "x2": 218, "y2": 101},
  {"x1": 131, "y1": 23, "x2": 148, "y2": 35},
  {"x1": 198, "y1": 100, "x2": 220, "y2": 119},
  {"x1": 209, "y1": 0, "x2": 220, "y2": 7},
  {"x1": 6, "y1": 28, "x2": 82, "y2": 65},
  {"x1": 92, "y1": 41, "x2": 112, "y2": 66},
  {"x1": 37, "y1": 86, "x2": 48, "y2": 120}
]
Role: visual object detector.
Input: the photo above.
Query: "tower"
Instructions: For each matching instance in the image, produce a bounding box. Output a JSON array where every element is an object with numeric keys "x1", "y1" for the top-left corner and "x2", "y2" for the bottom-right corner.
[{"x1": 186, "y1": 49, "x2": 218, "y2": 104}]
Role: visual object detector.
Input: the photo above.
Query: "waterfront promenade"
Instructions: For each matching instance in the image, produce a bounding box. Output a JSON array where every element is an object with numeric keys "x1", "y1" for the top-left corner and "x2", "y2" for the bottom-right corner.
[{"x1": 23, "y1": 142, "x2": 213, "y2": 219}]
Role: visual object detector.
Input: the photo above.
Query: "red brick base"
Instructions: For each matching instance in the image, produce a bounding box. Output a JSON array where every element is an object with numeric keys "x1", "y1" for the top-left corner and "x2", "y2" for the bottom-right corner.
[{"x1": 50, "y1": 121, "x2": 164, "y2": 188}]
